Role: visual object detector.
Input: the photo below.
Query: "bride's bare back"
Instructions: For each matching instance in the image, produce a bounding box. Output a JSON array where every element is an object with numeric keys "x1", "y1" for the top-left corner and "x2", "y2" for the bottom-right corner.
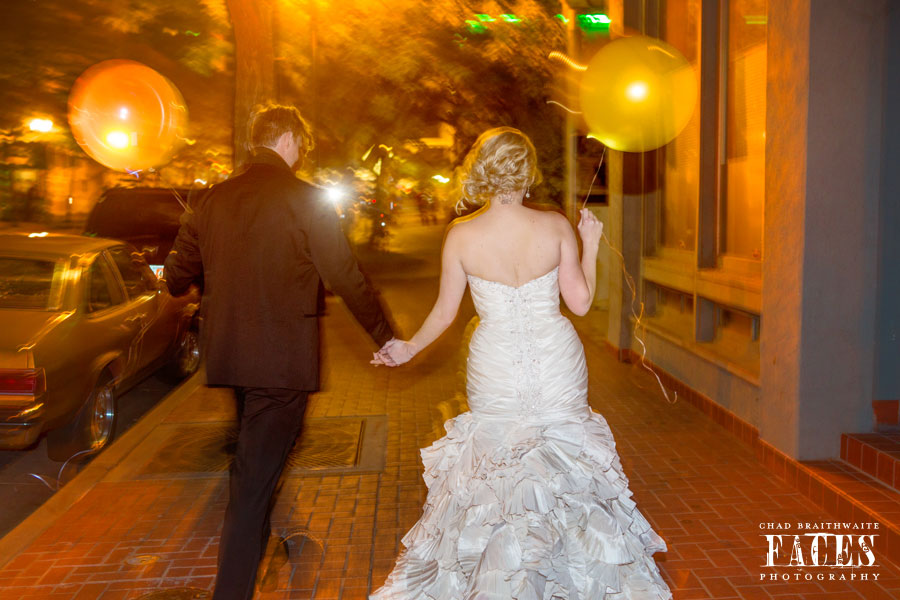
[{"x1": 453, "y1": 203, "x2": 563, "y2": 287}]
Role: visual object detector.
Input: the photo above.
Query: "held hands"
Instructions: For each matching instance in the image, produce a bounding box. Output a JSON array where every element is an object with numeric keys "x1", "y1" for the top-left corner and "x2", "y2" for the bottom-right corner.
[
  {"x1": 370, "y1": 338, "x2": 418, "y2": 367},
  {"x1": 577, "y1": 208, "x2": 603, "y2": 249}
]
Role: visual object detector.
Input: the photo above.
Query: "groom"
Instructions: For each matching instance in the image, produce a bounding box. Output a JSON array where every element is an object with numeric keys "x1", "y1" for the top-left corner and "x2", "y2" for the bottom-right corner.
[{"x1": 164, "y1": 103, "x2": 394, "y2": 600}]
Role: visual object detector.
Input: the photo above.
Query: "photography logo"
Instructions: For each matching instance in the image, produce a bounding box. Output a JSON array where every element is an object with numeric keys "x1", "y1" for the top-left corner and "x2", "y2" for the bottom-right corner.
[{"x1": 759, "y1": 522, "x2": 880, "y2": 582}]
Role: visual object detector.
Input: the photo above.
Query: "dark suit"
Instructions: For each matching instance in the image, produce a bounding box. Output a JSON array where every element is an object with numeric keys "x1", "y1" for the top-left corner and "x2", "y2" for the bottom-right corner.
[{"x1": 164, "y1": 148, "x2": 393, "y2": 600}]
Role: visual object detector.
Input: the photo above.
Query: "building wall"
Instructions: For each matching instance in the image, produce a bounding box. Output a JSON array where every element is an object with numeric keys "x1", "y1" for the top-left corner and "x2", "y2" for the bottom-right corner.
[
  {"x1": 874, "y1": 2, "x2": 900, "y2": 402},
  {"x1": 795, "y1": 0, "x2": 885, "y2": 457},
  {"x1": 599, "y1": 0, "x2": 893, "y2": 460}
]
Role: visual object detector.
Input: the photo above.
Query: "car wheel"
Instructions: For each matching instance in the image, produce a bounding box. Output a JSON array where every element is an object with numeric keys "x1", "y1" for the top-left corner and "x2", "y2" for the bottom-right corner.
[
  {"x1": 169, "y1": 326, "x2": 200, "y2": 379},
  {"x1": 47, "y1": 371, "x2": 117, "y2": 462}
]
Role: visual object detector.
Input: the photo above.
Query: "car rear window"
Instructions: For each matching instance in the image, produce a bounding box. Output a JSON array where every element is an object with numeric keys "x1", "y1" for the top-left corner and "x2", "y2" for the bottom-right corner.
[
  {"x1": 84, "y1": 188, "x2": 193, "y2": 264},
  {"x1": 0, "y1": 257, "x2": 67, "y2": 310}
]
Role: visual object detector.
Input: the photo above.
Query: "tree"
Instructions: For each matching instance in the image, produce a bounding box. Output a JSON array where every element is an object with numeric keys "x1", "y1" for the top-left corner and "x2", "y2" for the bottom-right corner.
[
  {"x1": 225, "y1": 0, "x2": 275, "y2": 167},
  {"x1": 271, "y1": 0, "x2": 569, "y2": 202},
  {"x1": 0, "y1": 0, "x2": 234, "y2": 180}
]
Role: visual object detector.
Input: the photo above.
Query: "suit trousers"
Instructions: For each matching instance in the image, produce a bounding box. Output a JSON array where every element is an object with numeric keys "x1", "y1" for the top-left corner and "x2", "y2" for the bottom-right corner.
[{"x1": 211, "y1": 387, "x2": 308, "y2": 600}]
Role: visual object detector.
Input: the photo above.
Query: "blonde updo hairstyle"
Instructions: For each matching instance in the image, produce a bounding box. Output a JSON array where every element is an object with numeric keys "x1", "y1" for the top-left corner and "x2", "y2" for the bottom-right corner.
[{"x1": 455, "y1": 127, "x2": 542, "y2": 213}]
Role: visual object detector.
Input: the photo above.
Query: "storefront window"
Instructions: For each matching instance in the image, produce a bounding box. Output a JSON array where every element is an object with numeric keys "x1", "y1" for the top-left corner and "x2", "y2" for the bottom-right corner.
[
  {"x1": 721, "y1": 0, "x2": 767, "y2": 259},
  {"x1": 659, "y1": 0, "x2": 701, "y2": 252}
]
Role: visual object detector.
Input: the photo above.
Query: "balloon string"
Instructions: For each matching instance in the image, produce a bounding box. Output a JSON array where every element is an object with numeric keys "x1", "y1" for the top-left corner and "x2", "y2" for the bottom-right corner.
[
  {"x1": 580, "y1": 150, "x2": 677, "y2": 405},
  {"x1": 148, "y1": 168, "x2": 195, "y2": 214},
  {"x1": 581, "y1": 146, "x2": 605, "y2": 210}
]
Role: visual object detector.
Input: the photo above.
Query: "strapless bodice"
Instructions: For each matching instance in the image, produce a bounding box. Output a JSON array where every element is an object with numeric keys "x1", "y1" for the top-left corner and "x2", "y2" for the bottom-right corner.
[
  {"x1": 466, "y1": 266, "x2": 562, "y2": 326},
  {"x1": 464, "y1": 266, "x2": 590, "y2": 423}
]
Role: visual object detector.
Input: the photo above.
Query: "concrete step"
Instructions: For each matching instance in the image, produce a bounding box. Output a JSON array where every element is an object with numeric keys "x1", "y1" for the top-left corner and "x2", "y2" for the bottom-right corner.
[
  {"x1": 842, "y1": 433, "x2": 900, "y2": 491},
  {"x1": 797, "y1": 457, "x2": 900, "y2": 569}
]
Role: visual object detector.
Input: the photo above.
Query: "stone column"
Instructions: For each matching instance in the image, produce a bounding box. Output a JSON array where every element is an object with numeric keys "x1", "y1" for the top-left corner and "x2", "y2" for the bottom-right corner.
[{"x1": 762, "y1": 0, "x2": 886, "y2": 459}]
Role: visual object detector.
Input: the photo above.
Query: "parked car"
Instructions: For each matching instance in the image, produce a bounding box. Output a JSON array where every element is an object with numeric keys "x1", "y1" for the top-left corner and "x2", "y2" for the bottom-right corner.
[
  {"x1": 0, "y1": 233, "x2": 200, "y2": 460},
  {"x1": 84, "y1": 186, "x2": 197, "y2": 274}
]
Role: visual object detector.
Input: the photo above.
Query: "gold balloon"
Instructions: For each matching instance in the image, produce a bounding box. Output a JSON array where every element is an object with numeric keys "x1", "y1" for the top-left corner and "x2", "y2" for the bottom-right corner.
[
  {"x1": 580, "y1": 35, "x2": 697, "y2": 152},
  {"x1": 68, "y1": 59, "x2": 187, "y2": 171}
]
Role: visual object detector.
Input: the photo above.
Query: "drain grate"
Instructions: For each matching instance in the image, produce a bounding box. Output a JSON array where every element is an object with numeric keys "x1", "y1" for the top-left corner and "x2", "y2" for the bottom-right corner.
[
  {"x1": 288, "y1": 418, "x2": 363, "y2": 470},
  {"x1": 139, "y1": 417, "x2": 376, "y2": 476}
]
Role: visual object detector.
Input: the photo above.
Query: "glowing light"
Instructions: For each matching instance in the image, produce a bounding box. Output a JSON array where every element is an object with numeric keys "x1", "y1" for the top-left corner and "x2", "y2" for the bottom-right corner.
[
  {"x1": 118, "y1": 107, "x2": 129, "y2": 119},
  {"x1": 555, "y1": 14, "x2": 569, "y2": 24},
  {"x1": 500, "y1": 14, "x2": 521, "y2": 23},
  {"x1": 581, "y1": 13, "x2": 611, "y2": 24},
  {"x1": 106, "y1": 131, "x2": 130, "y2": 149},
  {"x1": 475, "y1": 14, "x2": 494, "y2": 22},
  {"x1": 325, "y1": 186, "x2": 345, "y2": 203},
  {"x1": 185, "y1": 30, "x2": 200, "y2": 36},
  {"x1": 28, "y1": 232, "x2": 49, "y2": 238},
  {"x1": 193, "y1": 178, "x2": 207, "y2": 185},
  {"x1": 548, "y1": 51, "x2": 587, "y2": 71},
  {"x1": 577, "y1": 13, "x2": 612, "y2": 33},
  {"x1": 380, "y1": 222, "x2": 386, "y2": 227},
  {"x1": 28, "y1": 118, "x2": 53, "y2": 132},
  {"x1": 465, "y1": 20, "x2": 488, "y2": 34},
  {"x1": 626, "y1": 81, "x2": 649, "y2": 102},
  {"x1": 67, "y1": 197, "x2": 73, "y2": 205},
  {"x1": 546, "y1": 100, "x2": 582, "y2": 115},
  {"x1": 432, "y1": 175, "x2": 450, "y2": 184}
]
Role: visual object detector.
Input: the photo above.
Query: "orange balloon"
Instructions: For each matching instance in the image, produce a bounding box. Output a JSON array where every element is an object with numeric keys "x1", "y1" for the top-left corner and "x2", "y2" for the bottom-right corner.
[
  {"x1": 580, "y1": 35, "x2": 697, "y2": 152},
  {"x1": 68, "y1": 60, "x2": 187, "y2": 171}
]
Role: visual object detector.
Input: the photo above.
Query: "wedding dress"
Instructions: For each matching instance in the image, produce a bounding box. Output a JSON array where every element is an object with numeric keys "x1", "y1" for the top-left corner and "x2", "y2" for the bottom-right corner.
[{"x1": 370, "y1": 266, "x2": 672, "y2": 600}]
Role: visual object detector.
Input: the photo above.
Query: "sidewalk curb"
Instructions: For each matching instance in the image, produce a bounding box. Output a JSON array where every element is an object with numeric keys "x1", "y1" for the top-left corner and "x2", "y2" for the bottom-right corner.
[{"x1": 0, "y1": 369, "x2": 206, "y2": 571}]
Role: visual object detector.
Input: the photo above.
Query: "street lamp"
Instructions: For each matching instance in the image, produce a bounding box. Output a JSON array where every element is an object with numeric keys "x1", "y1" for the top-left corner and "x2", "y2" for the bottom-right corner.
[{"x1": 28, "y1": 118, "x2": 53, "y2": 133}]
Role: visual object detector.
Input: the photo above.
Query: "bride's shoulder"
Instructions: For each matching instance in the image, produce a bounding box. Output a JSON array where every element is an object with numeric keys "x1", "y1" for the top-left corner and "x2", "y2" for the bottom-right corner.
[
  {"x1": 529, "y1": 206, "x2": 570, "y2": 234},
  {"x1": 446, "y1": 211, "x2": 484, "y2": 237}
]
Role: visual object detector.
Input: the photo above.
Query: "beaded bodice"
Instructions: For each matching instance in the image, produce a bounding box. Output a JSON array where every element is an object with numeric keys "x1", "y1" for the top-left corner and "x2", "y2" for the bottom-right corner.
[{"x1": 464, "y1": 266, "x2": 589, "y2": 423}]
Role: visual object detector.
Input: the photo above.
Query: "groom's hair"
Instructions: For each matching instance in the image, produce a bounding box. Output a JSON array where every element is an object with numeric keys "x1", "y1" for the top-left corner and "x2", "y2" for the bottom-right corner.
[{"x1": 248, "y1": 103, "x2": 314, "y2": 153}]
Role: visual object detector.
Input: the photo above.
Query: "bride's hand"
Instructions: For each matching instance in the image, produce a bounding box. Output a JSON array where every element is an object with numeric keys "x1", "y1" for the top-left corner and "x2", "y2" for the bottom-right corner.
[
  {"x1": 577, "y1": 208, "x2": 603, "y2": 248},
  {"x1": 380, "y1": 339, "x2": 417, "y2": 366},
  {"x1": 371, "y1": 338, "x2": 398, "y2": 367}
]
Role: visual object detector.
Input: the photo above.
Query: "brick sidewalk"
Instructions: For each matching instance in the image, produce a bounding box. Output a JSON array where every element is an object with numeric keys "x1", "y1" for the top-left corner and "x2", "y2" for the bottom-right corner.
[{"x1": 1, "y1": 241, "x2": 899, "y2": 599}]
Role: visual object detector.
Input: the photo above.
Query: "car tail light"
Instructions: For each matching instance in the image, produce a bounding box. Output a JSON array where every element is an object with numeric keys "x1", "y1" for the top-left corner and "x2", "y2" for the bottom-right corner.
[{"x1": 0, "y1": 369, "x2": 46, "y2": 395}]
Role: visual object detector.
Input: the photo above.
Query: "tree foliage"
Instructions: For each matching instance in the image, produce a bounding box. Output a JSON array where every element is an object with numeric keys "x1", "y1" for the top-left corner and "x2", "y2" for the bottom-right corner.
[
  {"x1": 274, "y1": 0, "x2": 569, "y2": 201},
  {"x1": 0, "y1": 0, "x2": 233, "y2": 170},
  {"x1": 0, "y1": 0, "x2": 573, "y2": 200}
]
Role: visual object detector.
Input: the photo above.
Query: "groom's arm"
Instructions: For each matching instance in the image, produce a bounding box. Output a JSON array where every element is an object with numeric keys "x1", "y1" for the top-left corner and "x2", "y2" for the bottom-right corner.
[
  {"x1": 307, "y1": 197, "x2": 394, "y2": 347},
  {"x1": 164, "y1": 207, "x2": 203, "y2": 296}
]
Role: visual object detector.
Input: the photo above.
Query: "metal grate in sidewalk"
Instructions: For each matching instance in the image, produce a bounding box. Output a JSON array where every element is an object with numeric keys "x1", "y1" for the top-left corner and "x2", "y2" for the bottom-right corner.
[{"x1": 129, "y1": 416, "x2": 386, "y2": 479}]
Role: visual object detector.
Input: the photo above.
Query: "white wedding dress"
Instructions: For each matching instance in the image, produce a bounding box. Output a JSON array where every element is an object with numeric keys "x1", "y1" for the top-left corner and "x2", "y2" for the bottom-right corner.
[{"x1": 370, "y1": 266, "x2": 672, "y2": 600}]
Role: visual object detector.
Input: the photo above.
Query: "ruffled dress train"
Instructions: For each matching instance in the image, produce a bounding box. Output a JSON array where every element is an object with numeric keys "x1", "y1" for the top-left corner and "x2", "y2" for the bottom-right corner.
[{"x1": 370, "y1": 267, "x2": 672, "y2": 600}]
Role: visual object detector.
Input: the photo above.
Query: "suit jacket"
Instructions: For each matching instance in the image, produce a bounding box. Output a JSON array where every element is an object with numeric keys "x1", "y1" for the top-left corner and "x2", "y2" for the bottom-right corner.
[{"x1": 164, "y1": 148, "x2": 393, "y2": 390}]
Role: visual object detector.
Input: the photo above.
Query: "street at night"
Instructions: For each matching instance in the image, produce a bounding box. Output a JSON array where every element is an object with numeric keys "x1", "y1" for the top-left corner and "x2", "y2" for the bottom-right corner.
[
  {"x1": 0, "y1": 217, "x2": 898, "y2": 598},
  {"x1": 2, "y1": 1, "x2": 900, "y2": 599}
]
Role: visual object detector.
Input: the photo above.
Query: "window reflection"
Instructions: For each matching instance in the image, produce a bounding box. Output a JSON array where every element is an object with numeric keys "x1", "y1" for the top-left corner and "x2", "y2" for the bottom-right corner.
[
  {"x1": 722, "y1": 0, "x2": 766, "y2": 259},
  {"x1": 660, "y1": 0, "x2": 701, "y2": 252}
]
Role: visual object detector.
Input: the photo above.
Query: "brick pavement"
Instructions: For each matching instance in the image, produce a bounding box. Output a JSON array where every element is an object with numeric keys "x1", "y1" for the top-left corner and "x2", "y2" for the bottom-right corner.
[{"x1": 1, "y1": 227, "x2": 899, "y2": 599}]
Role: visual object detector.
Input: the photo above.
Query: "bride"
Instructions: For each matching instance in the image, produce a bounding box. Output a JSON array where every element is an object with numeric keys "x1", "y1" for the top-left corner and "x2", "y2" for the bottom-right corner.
[{"x1": 369, "y1": 127, "x2": 672, "y2": 600}]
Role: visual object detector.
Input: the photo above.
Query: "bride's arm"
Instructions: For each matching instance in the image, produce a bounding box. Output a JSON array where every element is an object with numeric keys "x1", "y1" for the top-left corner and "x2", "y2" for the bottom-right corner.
[
  {"x1": 558, "y1": 208, "x2": 602, "y2": 316},
  {"x1": 376, "y1": 226, "x2": 468, "y2": 365}
]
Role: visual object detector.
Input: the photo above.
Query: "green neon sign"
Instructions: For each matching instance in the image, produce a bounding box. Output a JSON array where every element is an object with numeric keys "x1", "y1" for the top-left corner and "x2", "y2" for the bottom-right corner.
[
  {"x1": 577, "y1": 13, "x2": 611, "y2": 33},
  {"x1": 465, "y1": 19, "x2": 488, "y2": 34}
]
